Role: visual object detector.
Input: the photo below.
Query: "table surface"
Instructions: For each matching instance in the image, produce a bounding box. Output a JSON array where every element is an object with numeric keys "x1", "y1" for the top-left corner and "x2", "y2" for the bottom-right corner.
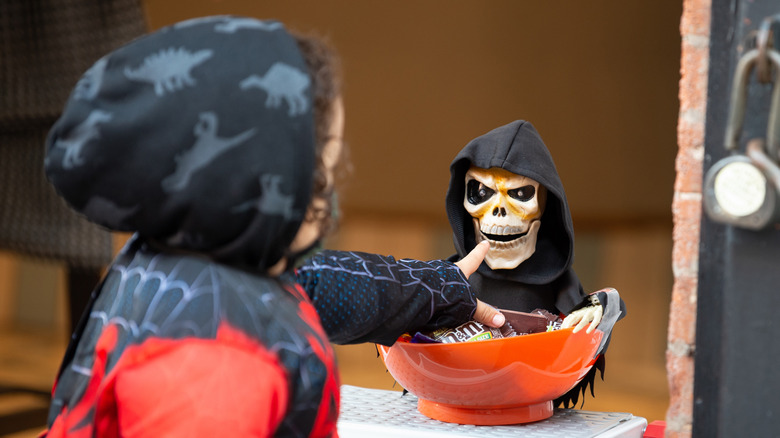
[{"x1": 337, "y1": 385, "x2": 647, "y2": 438}]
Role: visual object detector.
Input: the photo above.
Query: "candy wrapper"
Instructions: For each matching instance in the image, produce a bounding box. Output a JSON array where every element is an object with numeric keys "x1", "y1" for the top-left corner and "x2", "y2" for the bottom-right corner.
[
  {"x1": 526, "y1": 308, "x2": 564, "y2": 332},
  {"x1": 410, "y1": 309, "x2": 562, "y2": 344},
  {"x1": 423, "y1": 320, "x2": 515, "y2": 344},
  {"x1": 502, "y1": 309, "x2": 551, "y2": 335}
]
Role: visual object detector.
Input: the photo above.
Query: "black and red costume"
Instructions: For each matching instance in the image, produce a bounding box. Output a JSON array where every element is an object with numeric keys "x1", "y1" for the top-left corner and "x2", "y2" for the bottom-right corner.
[{"x1": 43, "y1": 16, "x2": 478, "y2": 437}]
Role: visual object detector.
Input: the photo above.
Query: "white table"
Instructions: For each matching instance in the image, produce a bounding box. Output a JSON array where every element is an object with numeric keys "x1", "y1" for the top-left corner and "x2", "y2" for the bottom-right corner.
[{"x1": 338, "y1": 385, "x2": 647, "y2": 438}]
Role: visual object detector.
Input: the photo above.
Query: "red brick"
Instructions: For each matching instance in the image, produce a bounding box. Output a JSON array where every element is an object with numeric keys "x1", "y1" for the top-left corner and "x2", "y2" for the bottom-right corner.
[
  {"x1": 668, "y1": 276, "x2": 698, "y2": 345},
  {"x1": 674, "y1": 142, "x2": 703, "y2": 193},
  {"x1": 672, "y1": 194, "x2": 702, "y2": 277},
  {"x1": 666, "y1": 353, "x2": 695, "y2": 414},
  {"x1": 666, "y1": 421, "x2": 694, "y2": 438},
  {"x1": 679, "y1": 41, "x2": 709, "y2": 114},
  {"x1": 666, "y1": 353, "x2": 695, "y2": 437},
  {"x1": 677, "y1": 113, "x2": 706, "y2": 151},
  {"x1": 670, "y1": 0, "x2": 711, "y2": 434},
  {"x1": 680, "y1": 0, "x2": 712, "y2": 37}
]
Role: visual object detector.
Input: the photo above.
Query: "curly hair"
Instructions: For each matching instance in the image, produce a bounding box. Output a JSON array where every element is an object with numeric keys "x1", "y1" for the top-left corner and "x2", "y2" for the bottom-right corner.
[{"x1": 294, "y1": 31, "x2": 349, "y2": 237}]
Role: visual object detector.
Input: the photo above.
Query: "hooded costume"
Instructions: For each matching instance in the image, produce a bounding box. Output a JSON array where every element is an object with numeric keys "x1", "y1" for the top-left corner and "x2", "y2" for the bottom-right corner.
[
  {"x1": 446, "y1": 120, "x2": 625, "y2": 408},
  {"x1": 43, "y1": 16, "x2": 478, "y2": 437}
]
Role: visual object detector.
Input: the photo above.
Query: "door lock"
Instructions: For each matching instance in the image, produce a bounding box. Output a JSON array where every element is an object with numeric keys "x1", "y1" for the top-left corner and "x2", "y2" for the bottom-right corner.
[{"x1": 704, "y1": 22, "x2": 780, "y2": 230}]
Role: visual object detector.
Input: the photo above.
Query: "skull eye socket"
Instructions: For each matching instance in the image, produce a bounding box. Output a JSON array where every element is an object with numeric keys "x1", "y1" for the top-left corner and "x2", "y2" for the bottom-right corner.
[
  {"x1": 508, "y1": 185, "x2": 536, "y2": 202},
  {"x1": 466, "y1": 179, "x2": 495, "y2": 205}
]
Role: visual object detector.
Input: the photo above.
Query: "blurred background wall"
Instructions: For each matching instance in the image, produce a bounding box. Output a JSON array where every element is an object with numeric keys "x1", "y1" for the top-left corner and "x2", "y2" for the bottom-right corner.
[{"x1": 0, "y1": 0, "x2": 682, "y2": 425}]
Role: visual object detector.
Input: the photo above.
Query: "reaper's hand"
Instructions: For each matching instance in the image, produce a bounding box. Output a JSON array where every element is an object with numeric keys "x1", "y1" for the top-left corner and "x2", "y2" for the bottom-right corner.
[{"x1": 561, "y1": 294, "x2": 603, "y2": 334}]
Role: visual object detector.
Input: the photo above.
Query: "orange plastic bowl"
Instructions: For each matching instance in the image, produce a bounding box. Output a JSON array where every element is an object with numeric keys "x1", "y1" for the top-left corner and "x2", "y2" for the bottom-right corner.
[{"x1": 378, "y1": 327, "x2": 603, "y2": 425}]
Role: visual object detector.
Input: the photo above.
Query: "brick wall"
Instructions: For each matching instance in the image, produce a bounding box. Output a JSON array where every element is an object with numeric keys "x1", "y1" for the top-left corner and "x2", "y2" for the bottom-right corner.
[{"x1": 667, "y1": 0, "x2": 710, "y2": 436}]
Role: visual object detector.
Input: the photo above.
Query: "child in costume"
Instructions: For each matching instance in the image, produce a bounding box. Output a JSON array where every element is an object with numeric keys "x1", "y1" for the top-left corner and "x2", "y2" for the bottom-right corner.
[
  {"x1": 445, "y1": 120, "x2": 626, "y2": 407},
  {"x1": 43, "y1": 16, "x2": 500, "y2": 437}
]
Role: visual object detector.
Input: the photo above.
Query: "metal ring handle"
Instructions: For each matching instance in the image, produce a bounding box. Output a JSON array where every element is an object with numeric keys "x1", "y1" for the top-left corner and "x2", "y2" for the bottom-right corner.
[
  {"x1": 725, "y1": 48, "x2": 780, "y2": 159},
  {"x1": 765, "y1": 49, "x2": 780, "y2": 159},
  {"x1": 725, "y1": 50, "x2": 761, "y2": 151},
  {"x1": 756, "y1": 14, "x2": 780, "y2": 84},
  {"x1": 747, "y1": 139, "x2": 780, "y2": 190}
]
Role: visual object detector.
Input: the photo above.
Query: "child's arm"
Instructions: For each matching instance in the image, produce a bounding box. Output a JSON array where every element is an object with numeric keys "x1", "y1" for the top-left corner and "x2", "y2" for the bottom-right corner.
[{"x1": 294, "y1": 250, "x2": 479, "y2": 346}]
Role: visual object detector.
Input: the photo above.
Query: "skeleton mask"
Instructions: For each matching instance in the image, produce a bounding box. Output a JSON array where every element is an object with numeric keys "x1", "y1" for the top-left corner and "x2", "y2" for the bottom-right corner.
[{"x1": 463, "y1": 166, "x2": 546, "y2": 269}]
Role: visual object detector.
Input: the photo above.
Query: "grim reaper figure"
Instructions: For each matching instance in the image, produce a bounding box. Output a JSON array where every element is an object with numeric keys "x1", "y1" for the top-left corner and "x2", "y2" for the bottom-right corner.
[{"x1": 445, "y1": 120, "x2": 626, "y2": 408}]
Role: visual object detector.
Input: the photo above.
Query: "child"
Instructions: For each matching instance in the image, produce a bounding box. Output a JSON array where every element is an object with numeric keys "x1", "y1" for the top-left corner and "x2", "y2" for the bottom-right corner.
[{"x1": 43, "y1": 16, "x2": 500, "y2": 437}]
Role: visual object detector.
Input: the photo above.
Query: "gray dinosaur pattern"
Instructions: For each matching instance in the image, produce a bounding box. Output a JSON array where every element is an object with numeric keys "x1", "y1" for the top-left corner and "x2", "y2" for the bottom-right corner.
[
  {"x1": 73, "y1": 57, "x2": 107, "y2": 101},
  {"x1": 161, "y1": 111, "x2": 256, "y2": 193},
  {"x1": 47, "y1": 16, "x2": 315, "y2": 253},
  {"x1": 257, "y1": 174, "x2": 296, "y2": 219},
  {"x1": 124, "y1": 47, "x2": 214, "y2": 96},
  {"x1": 54, "y1": 110, "x2": 113, "y2": 169},
  {"x1": 240, "y1": 63, "x2": 311, "y2": 117},
  {"x1": 173, "y1": 15, "x2": 231, "y2": 29},
  {"x1": 83, "y1": 197, "x2": 140, "y2": 228},
  {"x1": 172, "y1": 16, "x2": 282, "y2": 33},
  {"x1": 215, "y1": 18, "x2": 283, "y2": 33},
  {"x1": 233, "y1": 174, "x2": 297, "y2": 220}
]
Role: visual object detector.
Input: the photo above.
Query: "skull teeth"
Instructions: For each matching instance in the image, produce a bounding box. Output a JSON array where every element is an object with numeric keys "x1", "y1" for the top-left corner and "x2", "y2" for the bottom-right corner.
[
  {"x1": 476, "y1": 221, "x2": 540, "y2": 248},
  {"x1": 479, "y1": 225, "x2": 526, "y2": 235},
  {"x1": 478, "y1": 230, "x2": 528, "y2": 248}
]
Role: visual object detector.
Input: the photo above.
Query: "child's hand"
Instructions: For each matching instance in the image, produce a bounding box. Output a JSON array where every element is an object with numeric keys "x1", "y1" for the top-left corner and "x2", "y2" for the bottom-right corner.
[
  {"x1": 454, "y1": 241, "x2": 505, "y2": 328},
  {"x1": 473, "y1": 300, "x2": 505, "y2": 328},
  {"x1": 453, "y1": 241, "x2": 490, "y2": 278}
]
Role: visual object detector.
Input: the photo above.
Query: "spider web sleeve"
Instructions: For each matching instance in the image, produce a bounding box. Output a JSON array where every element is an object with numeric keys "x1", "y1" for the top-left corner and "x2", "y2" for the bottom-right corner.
[{"x1": 293, "y1": 250, "x2": 478, "y2": 346}]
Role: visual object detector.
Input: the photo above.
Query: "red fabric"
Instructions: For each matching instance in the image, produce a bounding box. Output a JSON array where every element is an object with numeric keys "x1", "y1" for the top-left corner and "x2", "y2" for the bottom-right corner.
[
  {"x1": 114, "y1": 342, "x2": 286, "y2": 436},
  {"x1": 48, "y1": 323, "x2": 291, "y2": 437},
  {"x1": 303, "y1": 332, "x2": 340, "y2": 438},
  {"x1": 47, "y1": 324, "x2": 121, "y2": 438},
  {"x1": 106, "y1": 323, "x2": 289, "y2": 437},
  {"x1": 46, "y1": 283, "x2": 341, "y2": 437},
  {"x1": 291, "y1": 283, "x2": 341, "y2": 438}
]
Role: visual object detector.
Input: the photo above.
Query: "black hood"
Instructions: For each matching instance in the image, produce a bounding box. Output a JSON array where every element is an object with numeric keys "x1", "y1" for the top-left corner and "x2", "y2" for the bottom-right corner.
[
  {"x1": 44, "y1": 16, "x2": 315, "y2": 271},
  {"x1": 445, "y1": 120, "x2": 574, "y2": 285}
]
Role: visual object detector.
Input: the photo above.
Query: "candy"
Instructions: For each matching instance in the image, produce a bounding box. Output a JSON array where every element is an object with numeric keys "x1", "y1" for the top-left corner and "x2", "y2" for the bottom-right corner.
[
  {"x1": 425, "y1": 320, "x2": 515, "y2": 343},
  {"x1": 502, "y1": 310, "x2": 551, "y2": 335},
  {"x1": 408, "y1": 309, "x2": 562, "y2": 344},
  {"x1": 528, "y1": 308, "x2": 564, "y2": 332}
]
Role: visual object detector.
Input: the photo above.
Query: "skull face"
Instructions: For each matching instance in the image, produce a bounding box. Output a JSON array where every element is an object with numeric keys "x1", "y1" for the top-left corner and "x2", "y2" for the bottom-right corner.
[{"x1": 463, "y1": 166, "x2": 546, "y2": 269}]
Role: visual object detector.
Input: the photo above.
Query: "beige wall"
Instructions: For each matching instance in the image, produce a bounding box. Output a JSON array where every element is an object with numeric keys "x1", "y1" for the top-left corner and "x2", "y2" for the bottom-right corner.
[
  {"x1": 0, "y1": 254, "x2": 67, "y2": 330},
  {"x1": 143, "y1": 0, "x2": 682, "y2": 224},
  {"x1": 0, "y1": 252, "x2": 18, "y2": 328}
]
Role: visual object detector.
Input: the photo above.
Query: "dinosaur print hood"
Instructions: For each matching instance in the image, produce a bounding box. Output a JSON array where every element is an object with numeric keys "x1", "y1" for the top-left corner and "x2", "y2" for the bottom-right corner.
[{"x1": 44, "y1": 16, "x2": 316, "y2": 271}]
